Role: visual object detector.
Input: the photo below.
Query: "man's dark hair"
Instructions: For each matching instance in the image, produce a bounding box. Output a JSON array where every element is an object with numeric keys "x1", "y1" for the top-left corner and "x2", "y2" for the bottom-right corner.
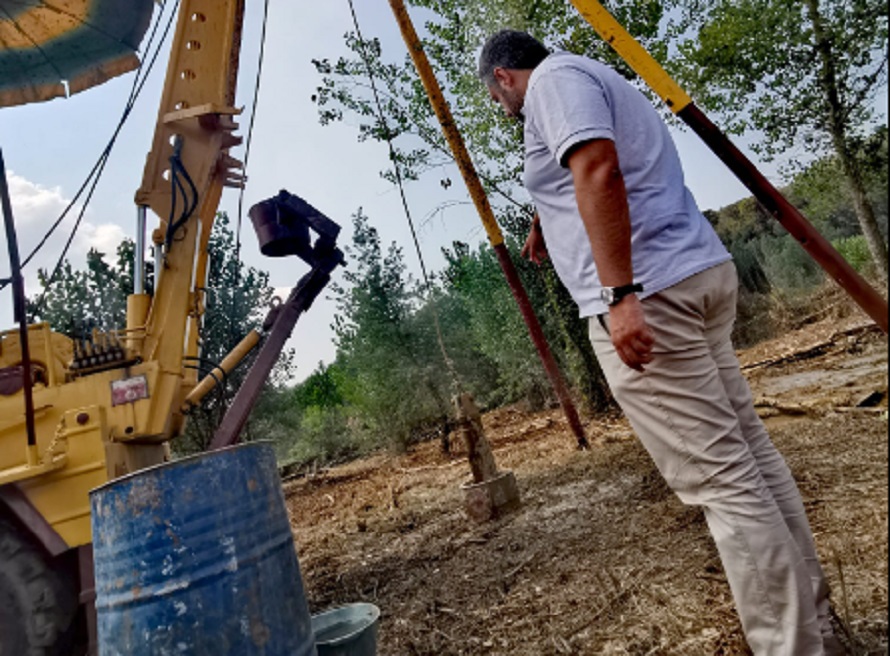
[{"x1": 478, "y1": 30, "x2": 550, "y2": 85}]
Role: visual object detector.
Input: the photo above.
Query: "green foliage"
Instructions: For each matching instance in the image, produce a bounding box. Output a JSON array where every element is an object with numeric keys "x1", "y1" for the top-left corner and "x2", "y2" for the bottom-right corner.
[
  {"x1": 832, "y1": 235, "x2": 873, "y2": 273},
  {"x1": 711, "y1": 205, "x2": 826, "y2": 319},
  {"x1": 331, "y1": 210, "x2": 452, "y2": 449},
  {"x1": 727, "y1": 240, "x2": 771, "y2": 295},
  {"x1": 28, "y1": 240, "x2": 147, "y2": 340},
  {"x1": 757, "y1": 234, "x2": 824, "y2": 292},
  {"x1": 671, "y1": 0, "x2": 888, "y2": 159},
  {"x1": 442, "y1": 239, "x2": 545, "y2": 405},
  {"x1": 292, "y1": 362, "x2": 345, "y2": 410},
  {"x1": 285, "y1": 406, "x2": 359, "y2": 466},
  {"x1": 787, "y1": 126, "x2": 889, "y2": 241},
  {"x1": 247, "y1": 385, "x2": 304, "y2": 463}
]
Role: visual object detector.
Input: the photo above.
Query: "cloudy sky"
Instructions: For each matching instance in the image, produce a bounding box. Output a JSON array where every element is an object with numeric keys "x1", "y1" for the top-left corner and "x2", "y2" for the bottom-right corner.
[{"x1": 1, "y1": 1, "x2": 772, "y2": 380}]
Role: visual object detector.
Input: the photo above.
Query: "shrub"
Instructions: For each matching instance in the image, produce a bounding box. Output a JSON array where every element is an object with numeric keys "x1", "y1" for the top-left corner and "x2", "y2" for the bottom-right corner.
[
  {"x1": 832, "y1": 235, "x2": 873, "y2": 273},
  {"x1": 757, "y1": 234, "x2": 824, "y2": 293},
  {"x1": 286, "y1": 406, "x2": 363, "y2": 468}
]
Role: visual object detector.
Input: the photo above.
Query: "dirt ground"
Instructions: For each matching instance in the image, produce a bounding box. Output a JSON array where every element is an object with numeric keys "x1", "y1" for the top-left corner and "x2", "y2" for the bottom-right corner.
[{"x1": 284, "y1": 315, "x2": 888, "y2": 656}]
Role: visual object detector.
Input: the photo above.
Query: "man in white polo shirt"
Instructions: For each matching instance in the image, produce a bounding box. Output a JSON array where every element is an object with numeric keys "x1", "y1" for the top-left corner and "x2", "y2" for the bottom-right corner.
[{"x1": 478, "y1": 29, "x2": 842, "y2": 656}]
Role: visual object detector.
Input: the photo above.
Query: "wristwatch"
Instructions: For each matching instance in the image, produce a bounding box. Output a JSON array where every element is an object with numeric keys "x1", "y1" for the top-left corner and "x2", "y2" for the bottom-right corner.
[{"x1": 601, "y1": 283, "x2": 643, "y2": 307}]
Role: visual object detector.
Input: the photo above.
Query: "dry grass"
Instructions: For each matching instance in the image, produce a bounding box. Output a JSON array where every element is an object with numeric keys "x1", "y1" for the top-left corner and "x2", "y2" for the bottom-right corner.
[{"x1": 285, "y1": 322, "x2": 888, "y2": 655}]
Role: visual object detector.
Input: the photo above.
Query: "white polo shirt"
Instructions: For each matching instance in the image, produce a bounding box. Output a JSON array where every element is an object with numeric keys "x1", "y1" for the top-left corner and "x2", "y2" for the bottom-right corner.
[{"x1": 522, "y1": 52, "x2": 730, "y2": 317}]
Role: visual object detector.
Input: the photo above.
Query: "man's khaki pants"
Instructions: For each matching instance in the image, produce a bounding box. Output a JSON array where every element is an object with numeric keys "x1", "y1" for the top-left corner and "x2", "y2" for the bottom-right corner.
[{"x1": 589, "y1": 262, "x2": 831, "y2": 656}]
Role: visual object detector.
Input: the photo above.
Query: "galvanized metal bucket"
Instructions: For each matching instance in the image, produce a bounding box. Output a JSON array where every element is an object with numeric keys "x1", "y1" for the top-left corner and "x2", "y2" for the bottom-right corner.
[
  {"x1": 311, "y1": 603, "x2": 380, "y2": 656},
  {"x1": 90, "y1": 442, "x2": 317, "y2": 656}
]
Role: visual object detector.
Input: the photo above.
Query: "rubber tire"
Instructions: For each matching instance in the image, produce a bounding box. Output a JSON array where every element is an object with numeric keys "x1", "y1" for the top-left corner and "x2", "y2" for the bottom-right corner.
[{"x1": 0, "y1": 519, "x2": 78, "y2": 656}]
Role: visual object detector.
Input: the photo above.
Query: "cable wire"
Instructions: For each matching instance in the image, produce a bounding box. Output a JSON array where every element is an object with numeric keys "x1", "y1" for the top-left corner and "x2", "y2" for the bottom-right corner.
[
  {"x1": 230, "y1": 0, "x2": 271, "y2": 346},
  {"x1": 234, "y1": 0, "x2": 271, "y2": 262},
  {"x1": 166, "y1": 147, "x2": 199, "y2": 246},
  {"x1": 20, "y1": 0, "x2": 175, "y2": 273}
]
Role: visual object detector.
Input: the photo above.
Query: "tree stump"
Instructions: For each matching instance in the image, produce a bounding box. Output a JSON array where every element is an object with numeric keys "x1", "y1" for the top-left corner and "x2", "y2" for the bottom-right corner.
[
  {"x1": 454, "y1": 392, "x2": 498, "y2": 483},
  {"x1": 453, "y1": 393, "x2": 520, "y2": 522}
]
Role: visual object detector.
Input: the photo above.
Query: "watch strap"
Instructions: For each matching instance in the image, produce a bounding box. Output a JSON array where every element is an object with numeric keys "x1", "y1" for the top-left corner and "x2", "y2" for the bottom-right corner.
[
  {"x1": 607, "y1": 282, "x2": 644, "y2": 306},
  {"x1": 613, "y1": 282, "x2": 643, "y2": 297}
]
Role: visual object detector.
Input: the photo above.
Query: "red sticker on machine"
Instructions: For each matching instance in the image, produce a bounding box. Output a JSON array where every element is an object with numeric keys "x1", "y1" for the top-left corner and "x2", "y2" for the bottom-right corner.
[{"x1": 110, "y1": 375, "x2": 149, "y2": 406}]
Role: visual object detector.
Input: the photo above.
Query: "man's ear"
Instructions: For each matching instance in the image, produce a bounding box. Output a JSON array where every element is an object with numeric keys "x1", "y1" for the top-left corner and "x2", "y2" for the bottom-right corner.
[{"x1": 493, "y1": 67, "x2": 512, "y2": 89}]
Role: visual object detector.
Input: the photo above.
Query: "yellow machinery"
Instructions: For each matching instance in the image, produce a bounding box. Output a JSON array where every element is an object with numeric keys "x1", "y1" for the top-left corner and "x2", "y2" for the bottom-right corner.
[
  {"x1": 0, "y1": 0, "x2": 246, "y2": 542},
  {"x1": 0, "y1": 1, "x2": 254, "y2": 651}
]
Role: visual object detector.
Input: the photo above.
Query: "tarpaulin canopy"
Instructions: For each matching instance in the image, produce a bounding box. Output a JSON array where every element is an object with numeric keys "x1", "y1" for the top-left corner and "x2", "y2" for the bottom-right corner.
[{"x1": 0, "y1": 0, "x2": 155, "y2": 108}]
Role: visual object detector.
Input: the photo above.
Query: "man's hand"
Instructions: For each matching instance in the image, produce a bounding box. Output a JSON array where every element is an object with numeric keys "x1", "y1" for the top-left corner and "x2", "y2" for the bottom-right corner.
[
  {"x1": 521, "y1": 220, "x2": 548, "y2": 265},
  {"x1": 608, "y1": 295, "x2": 654, "y2": 371}
]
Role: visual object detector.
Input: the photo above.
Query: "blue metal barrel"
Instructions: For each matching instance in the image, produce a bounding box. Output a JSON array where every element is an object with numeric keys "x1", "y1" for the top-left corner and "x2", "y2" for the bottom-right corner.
[{"x1": 90, "y1": 442, "x2": 317, "y2": 656}]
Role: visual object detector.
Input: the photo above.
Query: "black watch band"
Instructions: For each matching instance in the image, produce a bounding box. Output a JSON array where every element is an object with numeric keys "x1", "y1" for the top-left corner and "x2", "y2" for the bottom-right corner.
[{"x1": 602, "y1": 282, "x2": 643, "y2": 307}]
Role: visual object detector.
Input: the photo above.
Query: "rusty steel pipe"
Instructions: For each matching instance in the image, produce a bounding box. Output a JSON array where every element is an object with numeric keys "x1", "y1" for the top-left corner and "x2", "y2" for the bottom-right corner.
[
  {"x1": 208, "y1": 250, "x2": 342, "y2": 451},
  {"x1": 388, "y1": 0, "x2": 589, "y2": 449},
  {"x1": 493, "y1": 244, "x2": 590, "y2": 448},
  {"x1": 387, "y1": 0, "x2": 504, "y2": 248},
  {"x1": 678, "y1": 105, "x2": 888, "y2": 332}
]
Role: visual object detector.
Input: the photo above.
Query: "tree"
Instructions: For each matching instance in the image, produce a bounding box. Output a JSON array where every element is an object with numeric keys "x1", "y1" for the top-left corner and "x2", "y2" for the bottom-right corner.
[
  {"x1": 787, "y1": 125, "x2": 888, "y2": 243},
  {"x1": 332, "y1": 209, "x2": 452, "y2": 449},
  {"x1": 29, "y1": 239, "x2": 145, "y2": 340},
  {"x1": 671, "y1": 0, "x2": 889, "y2": 280},
  {"x1": 442, "y1": 239, "x2": 548, "y2": 406},
  {"x1": 292, "y1": 361, "x2": 346, "y2": 410}
]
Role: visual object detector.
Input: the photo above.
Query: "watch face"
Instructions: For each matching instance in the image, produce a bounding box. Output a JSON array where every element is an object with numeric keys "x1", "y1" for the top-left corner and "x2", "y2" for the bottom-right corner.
[{"x1": 600, "y1": 288, "x2": 615, "y2": 305}]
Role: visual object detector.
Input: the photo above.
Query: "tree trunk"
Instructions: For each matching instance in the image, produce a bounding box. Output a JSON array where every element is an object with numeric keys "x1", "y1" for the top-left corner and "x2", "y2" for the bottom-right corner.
[
  {"x1": 806, "y1": 0, "x2": 889, "y2": 282},
  {"x1": 454, "y1": 392, "x2": 499, "y2": 483},
  {"x1": 541, "y1": 267, "x2": 612, "y2": 413},
  {"x1": 837, "y1": 145, "x2": 889, "y2": 282}
]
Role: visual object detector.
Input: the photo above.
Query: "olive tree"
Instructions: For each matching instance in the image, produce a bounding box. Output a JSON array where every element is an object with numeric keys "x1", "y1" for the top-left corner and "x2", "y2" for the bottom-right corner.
[{"x1": 670, "y1": 0, "x2": 889, "y2": 280}]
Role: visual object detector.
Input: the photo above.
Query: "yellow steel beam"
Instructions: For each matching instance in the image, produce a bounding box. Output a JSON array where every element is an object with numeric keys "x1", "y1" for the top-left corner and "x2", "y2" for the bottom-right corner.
[
  {"x1": 569, "y1": 0, "x2": 888, "y2": 332},
  {"x1": 569, "y1": 0, "x2": 691, "y2": 113},
  {"x1": 388, "y1": 0, "x2": 505, "y2": 247},
  {"x1": 132, "y1": 0, "x2": 245, "y2": 439}
]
